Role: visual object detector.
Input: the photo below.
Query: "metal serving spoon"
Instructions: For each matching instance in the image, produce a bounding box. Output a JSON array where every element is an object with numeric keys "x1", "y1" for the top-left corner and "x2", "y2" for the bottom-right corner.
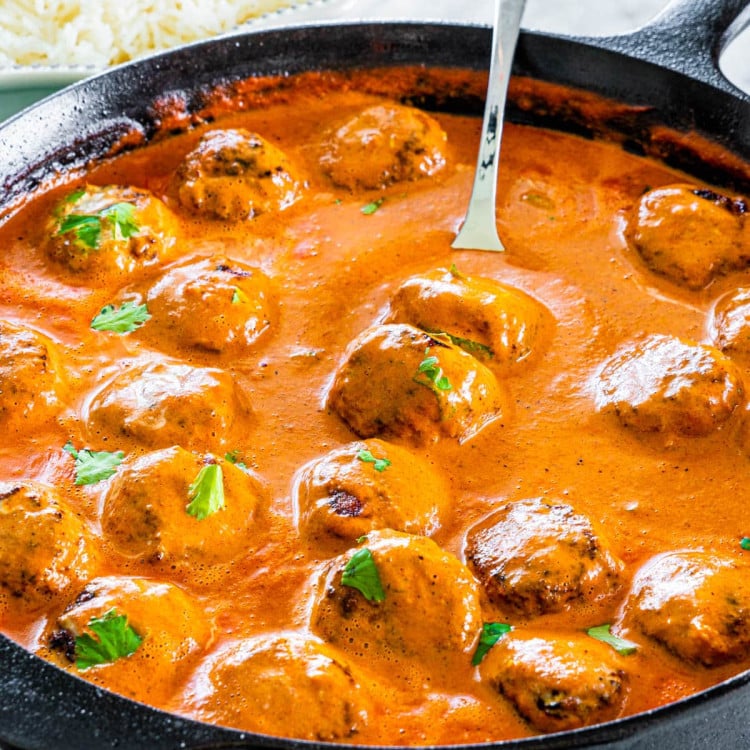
[{"x1": 452, "y1": 0, "x2": 526, "y2": 252}]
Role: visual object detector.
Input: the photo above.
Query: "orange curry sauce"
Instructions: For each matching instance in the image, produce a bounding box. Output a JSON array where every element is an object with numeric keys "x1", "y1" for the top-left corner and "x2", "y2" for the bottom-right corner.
[{"x1": 1, "y1": 67, "x2": 750, "y2": 745}]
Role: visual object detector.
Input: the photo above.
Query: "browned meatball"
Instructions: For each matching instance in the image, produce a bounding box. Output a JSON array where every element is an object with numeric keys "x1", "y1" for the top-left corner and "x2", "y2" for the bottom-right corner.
[
  {"x1": 293, "y1": 438, "x2": 451, "y2": 547},
  {"x1": 465, "y1": 498, "x2": 623, "y2": 616},
  {"x1": 173, "y1": 129, "x2": 304, "y2": 221},
  {"x1": 47, "y1": 575, "x2": 213, "y2": 707},
  {"x1": 178, "y1": 632, "x2": 372, "y2": 741},
  {"x1": 309, "y1": 529, "x2": 483, "y2": 673},
  {"x1": 320, "y1": 103, "x2": 448, "y2": 190},
  {"x1": 328, "y1": 324, "x2": 507, "y2": 444},
  {"x1": 85, "y1": 360, "x2": 249, "y2": 450},
  {"x1": 627, "y1": 184, "x2": 749, "y2": 289},
  {"x1": 101, "y1": 446, "x2": 263, "y2": 572},
  {"x1": 387, "y1": 268, "x2": 553, "y2": 372},
  {"x1": 709, "y1": 286, "x2": 750, "y2": 356},
  {"x1": 141, "y1": 255, "x2": 275, "y2": 357},
  {"x1": 480, "y1": 630, "x2": 627, "y2": 733},
  {"x1": 0, "y1": 481, "x2": 96, "y2": 613},
  {"x1": 0, "y1": 319, "x2": 65, "y2": 433},
  {"x1": 594, "y1": 334, "x2": 744, "y2": 436},
  {"x1": 45, "y1": 184, "x2": 179, "y2": 276},
  {"x1": 623, "y1": 551, "x2": 750, "y2": 667}
]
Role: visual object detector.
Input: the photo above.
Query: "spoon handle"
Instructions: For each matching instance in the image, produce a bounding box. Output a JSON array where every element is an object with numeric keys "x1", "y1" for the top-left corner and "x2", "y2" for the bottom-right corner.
[{"x1": 452, "y1": 0, "x2": 526, "y2": 252}]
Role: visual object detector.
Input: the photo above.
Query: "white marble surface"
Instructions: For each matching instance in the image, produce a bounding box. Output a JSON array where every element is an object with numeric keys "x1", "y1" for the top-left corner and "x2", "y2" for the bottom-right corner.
[{"x1": 252, "y1": 0, "x2": 750, "y2": 94}]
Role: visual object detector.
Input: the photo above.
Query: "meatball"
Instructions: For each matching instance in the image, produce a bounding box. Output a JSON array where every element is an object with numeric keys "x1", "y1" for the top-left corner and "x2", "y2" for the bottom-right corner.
[
  {"x1": 465, "y1": 498, "x2": 623, "y2": 616},
  {"x1": 627, "y1": 184, "x2": 749, "y2": 289},
  {"x1": 309, "y1": 529, "x2": 483, "y2": 673},
  {"x1": 594, "y1": 334, "x2": 744, "y2": 437},
  {"x1": 45, "y1": 184, "x2": 179, "y2": 276},
  {"x1": 386, "y1": 267, "x2": 553, "y2": 372},
  {"x1": 320, "y1": 103, "x2": 448, "y2": 190},
  {"x1": 328, "y1": 324, "x2": 507, "y2": 444},
  {"x1": 47, "y1": 575, "x2": 212, "y2": 707},
  {"x1": 0, "y1": 481, "x2": 96, "y2": 613},
  {"x1": 178, "y1": 632, "x2": 371, "y2": 741},
  {"x1": 0, "y1": 319, "x2": 65, "y2": 432},
  {"x1": 141, "y1": 255, "x2": 275, "y2": 356},
  {"x1": 101, "y1": 446, "x2": 263, "y2": 570},
  {"x1": 85, "y1": 360, "x2": 249, "y2": 450},
  {"x1": 623, "y1": 551, "x2": 750, "y2": 667},
  {"x1": 709, "y1": 286, "x2": 750, "y2": 356},
  {"x1": 480, "y1": 630, "x2": 627, "y2": 733},
  {"x1": 293, "y1": 438, "x2": 451, "y2": 547},
  {"x1": 173, "y1": 129, "x2": 304, "y2": 221}
]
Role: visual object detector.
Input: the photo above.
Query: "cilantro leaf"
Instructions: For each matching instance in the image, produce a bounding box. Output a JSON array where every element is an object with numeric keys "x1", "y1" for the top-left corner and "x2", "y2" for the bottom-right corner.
[
  {"x1": 341, "y1": 548, "x2": 385, "y2": 602},
  {"x1": 63, "y1": 442, "x2": 124, "y2": 485},
  {"x1": 56, "y1": 199, "x2": 139, "y2": 251},
  {"x1": 225, "y1": 450, "x2": 249, "y2": 472},
  {"x1": 414, "y1": 349, "x2": 452, "y2": 393},
  {"x1": 91, "y1": 301, "x2": 150, "y2": 334},
  {"x1": 101, "y1": 202, "x2": 138, "y2": 239},
  {"x1": 741, "y1": 537, "x2": 750, "y2": 551},
  {"x1": 586, "y1": 624, "x2": 638, "y2": 655},
  {"x1": 57, "y1": 214, "x2": 101, "y2": 249},
  {"x1": 472, "y1": 622, "x2": 512, "y2": 666},
  {"x1": 356, "y1": 448, "x2": 391, "y2": 472},
  {"x1": 231, "y1": 287, "x2": 249, "y2": 304},
  {"x1": 427, "y1": 330, "x2": 493, "y2": 360},
  {"x1": 186, "y1": 463, "x2": 225, "y2": 520},
  {"x1": 75, "y1": 608, "x2": 143, "y2": 670},
  {"x1": 361, "y1": 198, "x2": 384, "y2": 215}
]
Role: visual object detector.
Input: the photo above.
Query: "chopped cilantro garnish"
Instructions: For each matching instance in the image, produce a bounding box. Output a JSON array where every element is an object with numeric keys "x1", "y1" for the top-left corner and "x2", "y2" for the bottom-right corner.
[
  {"x1": 75, "y1": 608, "x2": 143, "y2": 670},
  {"x1": 356, "y1": 448, "x2": 391, "y2": 472},
  {"x1": 225, "y1": 450, "x2": 249, "y2": 472},
  {"x1": 56, "y1": 199, "x2": 139, "y2": 250},
  {"x1": 231, "y1": 287, "x2": 249, "y2": 305},
  {"x1": 586, "y1": 624, "x2": 638, "y2": 655},
  {"x1": 186, "y1": 463, "x2": 225, "y2": 520},
  {"x1": 341, "y1": 548, "x2": 385, "y2": 602},
  {"x1": 361, "y1": 198, "x2": 385, "y2": 215},
  {"x1": 521, "y1": 191, "x2": 555, "y2": 210},
  {"x1": 427, "y1": 330, "x2": 493, "y2": 359},
  {"x1": 91, "y1": 301, "x2": 150, "y2": 334},
  {"x1": 471, "y1": 622, "x2": 512, "y2": 666},
  {"x1": 414, "y1": 349, "x2": 452, "y2": 392},
  {"x1": 63, "y1": 442, "x2": 124, "y2": 485},
  {"x1": 741, "y1": 537, "x2": 750, "y2": 551},
  {"x1": 449, "y1": 263, "x2": 464, "y2": 279}
]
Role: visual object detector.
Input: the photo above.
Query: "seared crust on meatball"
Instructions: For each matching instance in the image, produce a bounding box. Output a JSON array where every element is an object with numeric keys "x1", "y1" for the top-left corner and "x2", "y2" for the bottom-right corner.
[
  {"x1": 328, "y1": 323, "x2": 507, "y2": 444},
  {"x1": 480, "y1": 630, "x2": 627, "y2": 733},
  {"x1": 309, "y1": 529, "x2": 483, "y2": 673},
  {"x1": 627, "y1": 184, "x2": 749, "y2": 289},
  {"x1": 293, "y1": 438, "x2": 451, "y2": 547},
  {"x1": 86, "y1": 360, "x2": 249, "y2": 450},
  {"x1": 45, "y1": 184, "x2": 179, "y2": 276},
  {"x1": 101, "y1": 446, "x2": 263, "y2": 569},
  {"x1": 465, "y1": 498, "x2": 623, "y2": 616},
  {"x1": 0, "y1": 319, "x2": 64, "y2": 432},
  {"x1": 320, "y1": 103, "x2": 448, "y2": 190},
  {"x1": 387, "y1": 268, "x2": 553, "y2": 372},
  {"x1": 173, "y1": 129, "x2": 304, "y2": 221},
  {"x1": 623, "y1": 551, "x2": 750, "y2": 667},
  {"x1": 142, "y1": 255, "x2": 275, "y2": 356},
  {"x1": 594, "y1": 334, "x2": 744, "y2": 437},
  {"x1": 48, "y1": 575, "x2": 213, "y2": 707},
  {"x1": 178, "y1": 632, "x2": 372, "y2": 741},
  {"x1": 0, "y1": 481, "x2": 96, "y2": 613}
]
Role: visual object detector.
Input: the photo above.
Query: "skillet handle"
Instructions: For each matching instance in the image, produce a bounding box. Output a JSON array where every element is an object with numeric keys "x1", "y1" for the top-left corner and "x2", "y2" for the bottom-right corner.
[{"x1": 584, "y1": 0, "x2": 750, "y2": 96}]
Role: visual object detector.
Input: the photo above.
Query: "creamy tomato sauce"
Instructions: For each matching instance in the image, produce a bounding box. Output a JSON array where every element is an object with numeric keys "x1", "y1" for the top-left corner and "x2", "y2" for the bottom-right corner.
[{"x1": 1, "y1": 68, "x2": 750, "y2": 745}]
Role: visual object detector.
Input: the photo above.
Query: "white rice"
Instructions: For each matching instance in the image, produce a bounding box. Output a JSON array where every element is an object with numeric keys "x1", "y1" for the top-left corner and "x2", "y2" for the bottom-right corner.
[{"x1": 0, "y1": 0, "x2": 309, "y2": 67}]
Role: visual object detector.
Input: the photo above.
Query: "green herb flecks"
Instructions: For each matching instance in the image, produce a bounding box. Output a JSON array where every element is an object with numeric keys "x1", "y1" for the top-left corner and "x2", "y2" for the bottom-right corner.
[
  {"x1": 63, "y1": 442, "x2": 124, "y2": 485},
  {"x1": 361, "y1": 198, "x2": 385, "y2": 215},
  {"x1": 57, "y1": 200, "x2": 139, "y2": 250},
  {"x1": 186, "y1": 463, "x2": 225, "y2": 520},
  {"x1": 586, "y1": 624, "x2": 638, "y2": 655},
  {"x1": 225, "y1": 450, "x2": 249, "y2": 472},
  {"x1": 75, "y1": 609, "x2": 143, "y2": 670},
  {"x1": 414, "y1": 348, "x2": 452, "y2": 393},
  {"x1": 91, "y1": 301, "x2": 150, "y2": 334},
  {"x1": 427, "y1": 330, "x2": 493, "y2": 360},
  {"x1": 356, "y1": 448, "x2": 391, "y2": 473},
  {"x1": 231, "y1": 287, "x2": 249, "y2": 305},
  {"x1": 471, "y1": 622, "x2": 512, "y2": 666},
  {"x1": 741, "y1": 537, "x2": 750, "y2": 551},
  {"x1": 341, "y1": 548, "x2": 386, "y2": 603}
]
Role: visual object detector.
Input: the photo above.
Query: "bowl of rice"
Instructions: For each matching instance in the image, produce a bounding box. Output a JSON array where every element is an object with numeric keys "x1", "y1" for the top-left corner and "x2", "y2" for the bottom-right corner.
[{"x1": 0, "y1": 0, "x2": 339, "y2": 120}]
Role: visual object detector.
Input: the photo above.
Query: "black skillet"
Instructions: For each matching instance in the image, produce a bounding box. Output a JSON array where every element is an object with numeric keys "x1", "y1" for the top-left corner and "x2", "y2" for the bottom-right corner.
[{"x1": 1, "y1": 0, "x2": 750, "y2": 747}]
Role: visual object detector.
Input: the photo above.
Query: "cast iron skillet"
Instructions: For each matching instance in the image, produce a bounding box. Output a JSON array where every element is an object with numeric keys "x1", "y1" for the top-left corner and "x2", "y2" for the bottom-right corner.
[{"x1": 1, "y1": 1, "x2": 750, "y2": 748}]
